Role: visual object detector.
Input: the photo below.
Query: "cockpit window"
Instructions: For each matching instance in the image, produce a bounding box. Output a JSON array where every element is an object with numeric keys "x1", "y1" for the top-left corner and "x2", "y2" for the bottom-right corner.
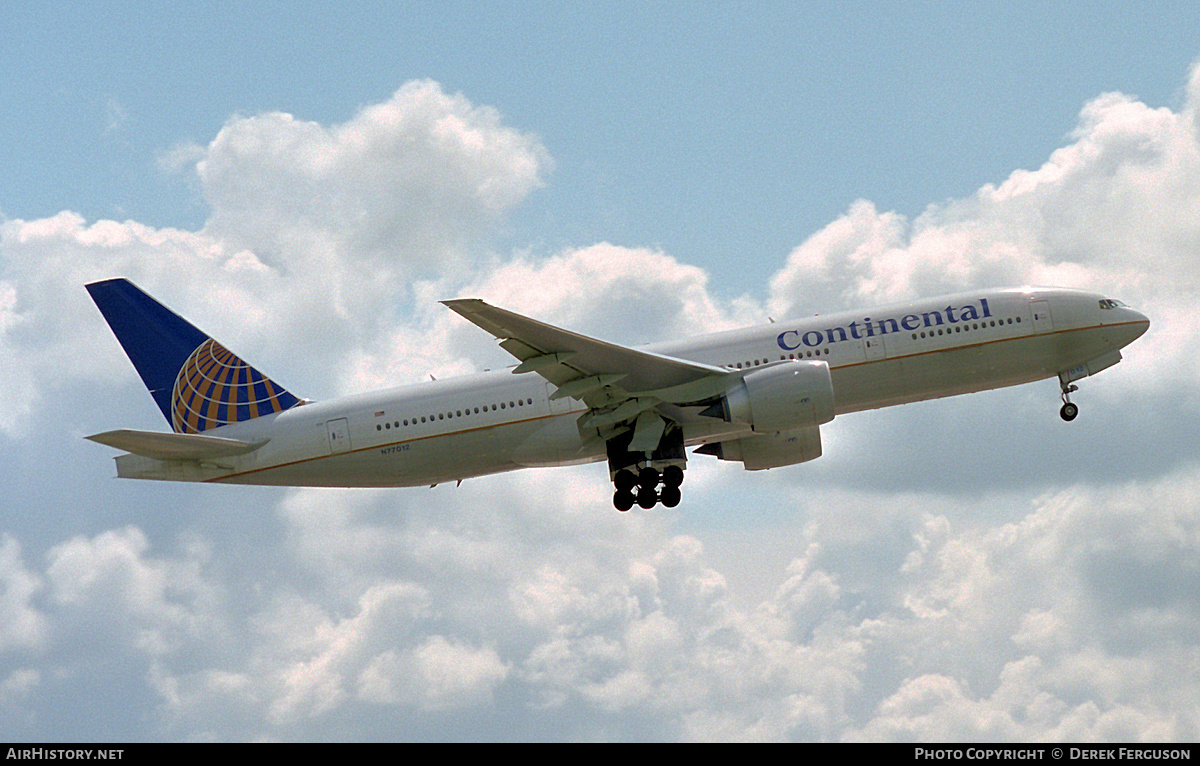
[{"x1": 1098, "y1": 299, "x2": 1128, "y2": 309}]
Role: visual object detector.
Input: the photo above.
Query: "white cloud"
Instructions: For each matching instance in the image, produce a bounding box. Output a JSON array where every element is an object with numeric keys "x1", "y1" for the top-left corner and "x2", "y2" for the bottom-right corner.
[
  {"x1": 769, "y1": 64, "x2": 1200, "y2": 358},
  {"x1": 0, "y1": 537, "x2": 46, "y2": 653},
  {"x1": 45, "y1": 527, "x2": 226, "y2": 660},
  {"x1": 197, "y1": 79, "x2": 550, "y2": 279},
  {"x1": 357, "y1": 636, "x2": 509, "y2": 711}
]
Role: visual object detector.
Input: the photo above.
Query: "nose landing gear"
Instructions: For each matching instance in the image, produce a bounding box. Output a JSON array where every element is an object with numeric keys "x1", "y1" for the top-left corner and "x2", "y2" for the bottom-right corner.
[{"x1": 1060, "y1": 382, "x2": 1079, "y2": 422}]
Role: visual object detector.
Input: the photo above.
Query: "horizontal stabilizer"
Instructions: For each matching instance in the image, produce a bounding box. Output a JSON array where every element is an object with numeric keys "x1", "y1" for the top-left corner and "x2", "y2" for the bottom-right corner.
[{"x1": 86, "y1": 429, "x2": 267, "y2": 461}]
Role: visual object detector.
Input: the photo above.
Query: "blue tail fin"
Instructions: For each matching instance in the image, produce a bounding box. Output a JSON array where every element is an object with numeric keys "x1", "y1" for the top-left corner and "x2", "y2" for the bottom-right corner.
[{"x1": 86, "y1": 279, "x2": 301, "y2": 434}]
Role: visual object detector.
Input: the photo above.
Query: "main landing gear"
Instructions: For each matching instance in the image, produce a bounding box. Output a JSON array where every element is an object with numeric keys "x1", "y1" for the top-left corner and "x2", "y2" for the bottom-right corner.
[
  {"x1": 613, "y1": 465, "x2": 684, "y2": 511},
  {"x1": 1059, "y1": 380, "x2": 1079, "y2": 422},
  {"x1": 607, "y1": 422, "x2": 687, "y2": 511}
]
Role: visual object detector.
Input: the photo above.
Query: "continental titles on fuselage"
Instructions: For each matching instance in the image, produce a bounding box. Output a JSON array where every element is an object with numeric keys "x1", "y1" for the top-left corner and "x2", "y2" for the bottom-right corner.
[{"x1": 777, "y1": 298, "x2": 994, "y2": 351}]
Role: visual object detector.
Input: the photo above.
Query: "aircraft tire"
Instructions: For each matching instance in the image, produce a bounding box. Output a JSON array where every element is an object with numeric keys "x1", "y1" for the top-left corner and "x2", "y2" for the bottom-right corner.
[
  {"x1": 638, "y1": 467, "x2": 660, "y2": 490},
  {"x1": 614, "y1": 469, "x2": 637, "y2": 492},
  {"x1": 1060, "y1": 402, "x2": 1079, "y2": 421},
  {"x1": 662, "y1": 465, "x2": 684, "y2": 488},
  {"x1": 636, "y1": 487, "x2": 658, "y2": 509},
  {"x1": 614, "y1": 490, "x2": 635, "y2": 512},
  {"x1": 660, "y1": 486, "x2": 681, "y2": 508}
]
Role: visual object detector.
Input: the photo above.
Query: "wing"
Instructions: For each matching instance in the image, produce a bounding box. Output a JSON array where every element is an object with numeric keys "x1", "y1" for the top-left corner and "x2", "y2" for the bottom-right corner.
[
  {"x1": 86, "y1": 429, "x2": 268, "y2": 460},
  {"x1": 441, "y1": 299, "x2": 733, "y2": 410}
]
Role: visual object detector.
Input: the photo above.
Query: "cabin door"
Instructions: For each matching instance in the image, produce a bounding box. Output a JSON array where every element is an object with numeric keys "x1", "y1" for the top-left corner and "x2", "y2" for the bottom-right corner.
[
  {"x1": 326, "y1": 418, "x2": 352, "y2": 454},
  {"x1": 863, "y1": 336, "x2": 886, "y2": 361},
  {"x1": 1031, "y1": 301, "x2": 1054, "y2": 334}
]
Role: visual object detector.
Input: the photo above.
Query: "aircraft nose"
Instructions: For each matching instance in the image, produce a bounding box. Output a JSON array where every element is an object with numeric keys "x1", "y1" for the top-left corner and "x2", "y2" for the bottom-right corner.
[
  {"x1": 1131, "y1": 308, "x2": 1150, "y2": 337},
  {"x1": 1119, "y1": 307, "x2": 1151, "y2": 345}
]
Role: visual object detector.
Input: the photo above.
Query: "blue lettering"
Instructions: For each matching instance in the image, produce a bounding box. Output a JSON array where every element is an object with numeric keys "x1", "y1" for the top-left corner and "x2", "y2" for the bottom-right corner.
[{"x1": 774, "y1": 298, "x2": 989, "y2": 350}]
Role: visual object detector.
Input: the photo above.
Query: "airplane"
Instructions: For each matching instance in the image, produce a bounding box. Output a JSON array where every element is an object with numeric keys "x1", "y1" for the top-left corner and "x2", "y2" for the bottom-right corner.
[{"x1": 85, "y1": 278, "x2": 1150, "y2": 511}]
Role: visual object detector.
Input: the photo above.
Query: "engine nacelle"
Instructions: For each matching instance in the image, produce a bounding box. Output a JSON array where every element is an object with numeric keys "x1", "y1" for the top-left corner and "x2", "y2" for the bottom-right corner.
[
  {"x1": 698, "y1": 426, "x2": 823, "y2": 470},
  {"x1": 708, "y1": 361, "x2": 835, "y2": 433}
]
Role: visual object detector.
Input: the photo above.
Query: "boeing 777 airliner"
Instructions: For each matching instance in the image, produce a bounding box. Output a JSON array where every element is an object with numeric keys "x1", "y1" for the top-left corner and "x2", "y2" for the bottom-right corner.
[{"x1": 85, "y1": 279, "x2": 1149, "y2": 510}]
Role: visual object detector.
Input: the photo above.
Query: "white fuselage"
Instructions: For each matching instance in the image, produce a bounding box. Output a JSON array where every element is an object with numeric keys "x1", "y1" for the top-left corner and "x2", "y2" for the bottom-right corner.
[{"x1": 111, "y1": 287, "x2": 1149, "y2": 487}]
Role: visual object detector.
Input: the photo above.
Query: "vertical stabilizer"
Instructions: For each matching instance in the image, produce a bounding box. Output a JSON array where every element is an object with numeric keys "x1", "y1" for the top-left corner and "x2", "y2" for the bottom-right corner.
[{"x1": 86, "y1": 279, "x2": 301, "y2": 433}]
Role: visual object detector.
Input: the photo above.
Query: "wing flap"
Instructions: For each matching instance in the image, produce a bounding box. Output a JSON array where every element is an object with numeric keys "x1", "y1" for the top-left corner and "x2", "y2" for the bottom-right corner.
[{"x1": 86, "y1": 429, "x2": 267, "y2": 460}]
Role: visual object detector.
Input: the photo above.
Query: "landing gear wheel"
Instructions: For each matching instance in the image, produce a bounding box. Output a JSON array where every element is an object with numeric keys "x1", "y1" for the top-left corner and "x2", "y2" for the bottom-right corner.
[
  {"x1": 638, "y1": 467, "x2": 660, "y2": 490},
  {"x1": 614, "y1": 469, "x2": 637, "y2": 493},
  {"x1": 661, "y1": 465, "x2": 684, "y2": 488},
  {"x1": 613, "y1": 490, "x2": 635, "y2": 512},
  {"x1": 636, "y1": 486, "x2": 658, "y2": 509},
  {"x1": 1059, "y1": 381, "x2": 1079, "y2": 422},
  {"x1": 659, "y1": 486, "x2": 681, "y2": 508}
]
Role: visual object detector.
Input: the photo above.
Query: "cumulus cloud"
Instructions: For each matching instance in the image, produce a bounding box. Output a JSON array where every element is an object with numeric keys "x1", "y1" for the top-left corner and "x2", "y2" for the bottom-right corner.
[
  {"x1": 3, "y1": 64, "x2": 1200, "y2": 740},
  {"x1": 770, "y1": 64, "x2": 1200, "y2": 327},
  {"x1": 844, "y1": 476, "x2": 1200, "y2": 741},
  {"x1": 0, "y1": 537, "x2": 46, "y2": 653},
  {"x1": 0, "y1": 81, "x2": 551, "y2": 428},
  {"x1": 197, "y1": 79, "x2": 549, "y2": 277}
]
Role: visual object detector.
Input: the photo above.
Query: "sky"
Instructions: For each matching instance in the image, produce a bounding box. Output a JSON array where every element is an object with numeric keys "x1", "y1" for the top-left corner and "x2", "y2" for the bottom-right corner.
[{"x1": 2, "y1": 1, "x2": 1199, "y2": 742}]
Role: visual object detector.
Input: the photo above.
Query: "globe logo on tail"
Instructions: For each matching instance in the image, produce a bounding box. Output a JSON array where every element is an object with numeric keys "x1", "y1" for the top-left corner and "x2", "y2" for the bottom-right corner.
[{"x1": 171, "y1": 338, "x2": 299, "y2": 434}]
